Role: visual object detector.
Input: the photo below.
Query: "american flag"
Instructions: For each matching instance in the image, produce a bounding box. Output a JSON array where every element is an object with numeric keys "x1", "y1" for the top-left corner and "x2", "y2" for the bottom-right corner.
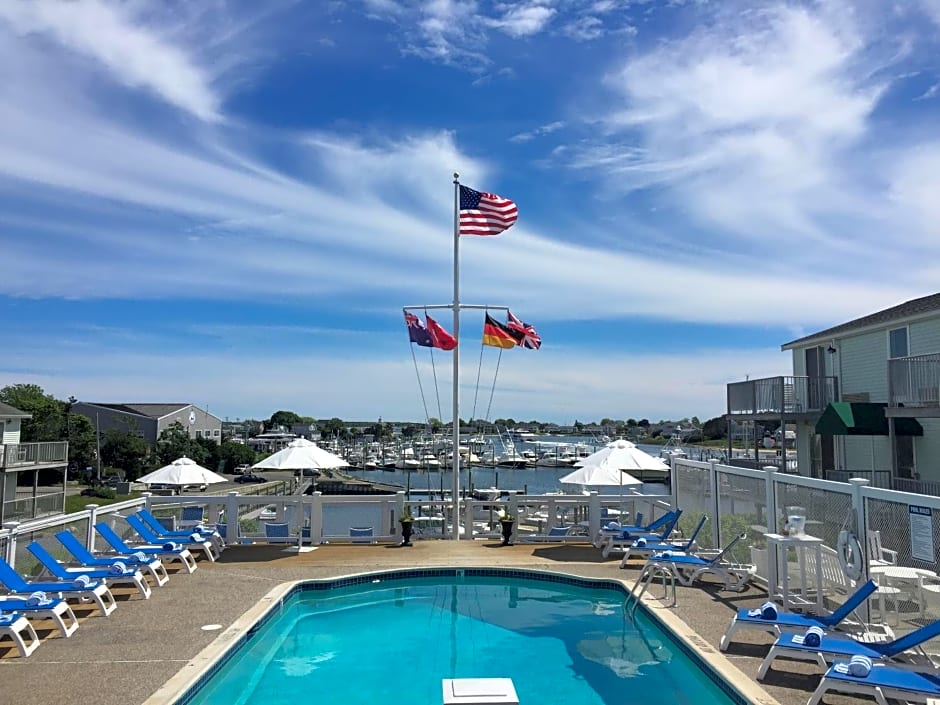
[
  {"x1": 507, "y1": 310, "x2": 541, "y2": 350},
  {"x1": 459, "y1": 185, "x2": 518, "y2": 236}
]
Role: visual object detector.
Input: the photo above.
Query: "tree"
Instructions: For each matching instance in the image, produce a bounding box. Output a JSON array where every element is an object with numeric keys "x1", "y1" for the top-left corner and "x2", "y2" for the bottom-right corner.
[
  {"x1": 65, "y1": 413, "x2": 98, "y2": 474},
  {"x1": 157, "y1": 421, "x2": 207, "y2": 465},
  {"x1": 319, "y1": 417, "x2": 348, "y2": 440},
  {"x1": 100, "y1": 429, "x2": 150, "y2": 480},
  {"x1": 268, "y1": 410, "x2": 303, "y2": 430},
  {"x1": 0, "y1": 383, "x2": 63, "y2": 442},
  {"x1": 702, "y1": 416, "x2": 728, "y2": 441},
  {"x1": 626, "y1": 419, "x2": 637, "y2": 427},
  {"x1": 219, "y1": 441, "x2": 256, "y2": 472},
  {"x1": 638, "y1": 419, "x2": 650, "y2": 428}
]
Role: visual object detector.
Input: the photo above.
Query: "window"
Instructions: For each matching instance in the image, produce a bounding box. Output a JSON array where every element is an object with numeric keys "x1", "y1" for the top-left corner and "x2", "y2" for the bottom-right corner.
[
  {"x1": 213, "y1": 429, "x2": 220, "y2": 436},
  {"x1": 195, "y1": 429, "x2": 203, "y2": 437},
  {"x1": 889, "y1": 327, "x2": 909, "y2": 359}
]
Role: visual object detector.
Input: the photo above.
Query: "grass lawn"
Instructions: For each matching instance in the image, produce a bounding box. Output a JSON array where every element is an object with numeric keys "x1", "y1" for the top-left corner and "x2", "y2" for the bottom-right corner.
[{"x1": 65, "y1": 492, "x2": 142, "y2": 514}]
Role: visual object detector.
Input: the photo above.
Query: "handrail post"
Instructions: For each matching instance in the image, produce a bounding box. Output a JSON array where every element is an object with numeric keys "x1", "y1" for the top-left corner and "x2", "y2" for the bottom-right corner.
[
  {"x1": 849, "y1": 477, "x2": 871, "y2": 621},
  {"x1": 225, "y1": 492, "x2": 239, "y2": 545},
  {"x1": 309, "y1": 492, "x2": 323, "y2": 543},
  {"x1": 463, "y1": 494, "x2": 475, "y2": 539},
  {"x1": 588, "y1": 491, "x2": 601, "y2": 539},
  {"x1": 708, "y1": 460, "x2": 720, "y2": 548},
  {"x1": 509, "y1": 494, "x2": 519, "y2": 543},
  {"x1": 2, "y1": 521, "x2": 20, "y2": 565},
  {"x1": 84, "y1": 505, "x2": 100, "y2": 550}
]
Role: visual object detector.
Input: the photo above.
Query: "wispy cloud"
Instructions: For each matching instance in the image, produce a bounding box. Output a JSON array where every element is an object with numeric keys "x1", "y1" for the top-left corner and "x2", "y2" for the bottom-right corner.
[
  {"x1": 2, "y1": 327, "x2": 787, "y2": 422},
  {"x1": 510, "y1": 121, "x2": 566, "y2": 142},
  {"x1": 488, "y1": 4, "x2": 557, "y2": 38},
  {"x1": 555, "y1": 2, "x2": 940, "y2": 277},
  {"x1": 0, "y1": 1, "x2": 222, "y2": 121}
]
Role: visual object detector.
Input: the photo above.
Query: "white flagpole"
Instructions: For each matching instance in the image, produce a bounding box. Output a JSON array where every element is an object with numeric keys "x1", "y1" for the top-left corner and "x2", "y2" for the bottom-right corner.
[{"x1": 451, "y1": 172, "x2": 461, "y2": 540}]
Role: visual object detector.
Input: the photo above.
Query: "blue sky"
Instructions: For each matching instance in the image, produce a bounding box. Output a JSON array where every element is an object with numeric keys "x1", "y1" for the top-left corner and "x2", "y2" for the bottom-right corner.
[{"x1": 2, "y1": 0, "x2": 940, "y2": 424}]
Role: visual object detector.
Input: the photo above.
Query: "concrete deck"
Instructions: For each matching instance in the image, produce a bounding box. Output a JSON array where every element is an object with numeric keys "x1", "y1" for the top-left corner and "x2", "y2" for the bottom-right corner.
[{"x1": 1, "y1": 541, "x2": 871, "y2": 705}]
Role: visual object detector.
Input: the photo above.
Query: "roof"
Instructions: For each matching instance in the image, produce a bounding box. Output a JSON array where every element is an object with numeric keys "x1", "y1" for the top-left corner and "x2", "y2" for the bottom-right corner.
[
  {"x1": 88, "y1": 403, "x2": 190, "y2": 419},
  {"x1": 0, "y1": 401, "x2": 31, "y2": 419},
  {"x1": 783, "y1": 292, "x2": 940, "y2": 349}
]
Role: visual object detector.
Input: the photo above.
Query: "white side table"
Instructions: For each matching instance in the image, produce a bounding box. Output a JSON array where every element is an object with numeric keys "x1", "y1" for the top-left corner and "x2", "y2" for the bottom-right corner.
[{"x1": 764, "y1": 533, "x2": 825, "y2": 613}]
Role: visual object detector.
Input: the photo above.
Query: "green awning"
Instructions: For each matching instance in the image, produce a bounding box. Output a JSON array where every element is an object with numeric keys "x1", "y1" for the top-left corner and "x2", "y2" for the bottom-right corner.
[{"x1": 815, "y1": 402, "x2": 923, "y2": 436}]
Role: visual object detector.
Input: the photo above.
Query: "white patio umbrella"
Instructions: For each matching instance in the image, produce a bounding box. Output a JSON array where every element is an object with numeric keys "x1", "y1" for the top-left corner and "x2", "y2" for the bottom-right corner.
[
  {"x1": 252, "y1": 438, "x2": 348, "y2": 471},
  {"x1": 137, "y1": 457, "x2": 228, "y2": 486},
  {"x1": 558, "y1": 463, "x2": 643, "y2": 487},
  {"x1": 574, "y1": 439, "x2": 670, "y2": 477}
]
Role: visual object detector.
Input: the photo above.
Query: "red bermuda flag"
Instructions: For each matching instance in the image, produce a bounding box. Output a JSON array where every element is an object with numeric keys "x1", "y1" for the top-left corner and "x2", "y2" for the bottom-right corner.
[{"x1": 426, "y1": 314, "x2": 457, "y2": 350}]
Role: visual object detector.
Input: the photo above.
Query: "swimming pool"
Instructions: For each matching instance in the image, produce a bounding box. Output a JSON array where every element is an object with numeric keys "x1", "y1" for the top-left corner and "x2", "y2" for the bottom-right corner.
[{"x1": 176, "y1": 569, "x2": 751, "y2": 705}]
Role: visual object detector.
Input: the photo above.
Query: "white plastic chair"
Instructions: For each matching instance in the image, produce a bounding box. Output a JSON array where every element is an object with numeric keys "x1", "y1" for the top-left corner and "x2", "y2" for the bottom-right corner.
[{"x1": 867, "y1": 531, "x2": 898, "y2": 567}]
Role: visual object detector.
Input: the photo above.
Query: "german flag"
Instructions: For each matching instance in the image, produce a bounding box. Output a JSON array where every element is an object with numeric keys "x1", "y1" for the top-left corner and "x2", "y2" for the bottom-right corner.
[{"x1": 482, "y1": 313, "x2": 517, "y2": 349}]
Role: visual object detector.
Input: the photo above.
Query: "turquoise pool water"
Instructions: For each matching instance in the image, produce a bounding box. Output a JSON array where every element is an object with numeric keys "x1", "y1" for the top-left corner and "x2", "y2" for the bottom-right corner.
[{"x1": 185, "y1": 572, "x2": 742, "y2": 705}]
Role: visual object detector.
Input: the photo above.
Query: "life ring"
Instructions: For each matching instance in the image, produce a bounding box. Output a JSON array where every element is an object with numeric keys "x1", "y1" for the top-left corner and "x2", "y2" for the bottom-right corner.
[{"x1": 838, "y1": 530, "x2": 863, "y2": 581}]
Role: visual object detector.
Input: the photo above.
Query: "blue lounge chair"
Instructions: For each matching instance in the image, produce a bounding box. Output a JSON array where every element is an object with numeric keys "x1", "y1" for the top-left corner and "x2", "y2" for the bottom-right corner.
[
  {"x1": 620, "y1": 514, "x2": 708, "y2": 568},
  {"x1": 600, "y1": 510, "x2": 684, "y2": 558},
  {"x1": 808, "y1": 659, "x2": 940, "y2": 705},
  {"x1": 137, "y1": 509, "x2": 223, "y2": 552},
  {"x1": 264, "y1": 522, "x2": 296, "y2": 546},
  {"x1": 124, "y1": 515, "x2": 219, "y2": 562},
  {"x1": 720, "y1": 580, "x2": 879, "y2": 651},
  {"x1": 55, "y1": 530, "x2": 169, "y2": 587},
  {"x1": 27, "y1": 542, "x2": 151, "y2": 600},
  {"x1": 0, "y1": 611, "x2": 40, "y2": 658},
  {"x1": 94, "y1": 522, "x2": 198, "y2": 574},
  {"x1": 0, "y1": 557, "x2": 117, "y2": 617},
  {"x1": 350, "y1": 527, "x2": 375, "y2": 544},
  {"x1": 643, "y1": 533, "x2": 755, "y2": 591},
  {"x1": 0, "y1": 595, "x2": 79, "y2": 638},
  {"x1": 756, "y1": 617, "x2": 940, "y2": 680}
]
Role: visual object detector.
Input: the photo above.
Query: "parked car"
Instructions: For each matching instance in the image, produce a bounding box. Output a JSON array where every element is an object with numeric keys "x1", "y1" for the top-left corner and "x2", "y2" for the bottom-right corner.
[
  {"x1": 233, "y1": 464, "x2": 251, "y2": 475},
  {"x1": 235, "y1": 473, "x2": 266, "y2": 484},
  {"x1": 259, "y1": 505, "x2": 277, "y2": 521}
]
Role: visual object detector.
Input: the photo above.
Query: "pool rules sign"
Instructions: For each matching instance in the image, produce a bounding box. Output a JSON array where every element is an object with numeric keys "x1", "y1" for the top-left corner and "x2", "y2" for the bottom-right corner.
[{"x1": 909, "y1": 505, "x2": 935, "y2": 563}]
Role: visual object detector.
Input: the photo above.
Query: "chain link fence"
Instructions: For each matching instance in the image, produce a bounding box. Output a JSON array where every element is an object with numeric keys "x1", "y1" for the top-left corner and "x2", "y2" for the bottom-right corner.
[{"x1": 673, "y1": 460, "x2": 715, "y2": 550}]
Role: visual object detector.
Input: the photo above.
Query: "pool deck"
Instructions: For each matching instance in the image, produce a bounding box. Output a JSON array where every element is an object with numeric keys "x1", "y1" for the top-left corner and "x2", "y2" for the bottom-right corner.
[{"x1": 1, "y1": 541, "x2": 871, "y2": 705}]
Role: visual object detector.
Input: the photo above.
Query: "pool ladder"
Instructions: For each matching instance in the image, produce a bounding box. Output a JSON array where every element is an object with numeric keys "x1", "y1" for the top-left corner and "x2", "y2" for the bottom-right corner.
[{"x1": 627, "y1": 561, "x2": 677, "y2": 617}]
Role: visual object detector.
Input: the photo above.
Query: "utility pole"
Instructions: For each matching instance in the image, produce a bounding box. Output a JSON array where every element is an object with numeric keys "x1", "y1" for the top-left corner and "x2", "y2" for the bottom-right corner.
[{"x1": 95, "y1": 412, "x2": 102, "y2": 483}]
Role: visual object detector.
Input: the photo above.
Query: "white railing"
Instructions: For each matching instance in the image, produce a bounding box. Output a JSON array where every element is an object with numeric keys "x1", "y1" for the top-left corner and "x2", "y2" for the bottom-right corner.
[
  {"x1": 0, "y1": 489, "x2": 674, "y2": 559},
  {"x1": 673, "y1": 456, "x2": 940, "y2": 620},
  {"x1": 0, "y1": 442, "x2": 69, "y2": 469}
]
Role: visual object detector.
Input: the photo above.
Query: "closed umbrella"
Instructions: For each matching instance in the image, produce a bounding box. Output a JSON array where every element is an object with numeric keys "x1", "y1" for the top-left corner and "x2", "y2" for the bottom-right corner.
[{"x1": 138, "y1": 457, "x2": 228, "y2": 486}]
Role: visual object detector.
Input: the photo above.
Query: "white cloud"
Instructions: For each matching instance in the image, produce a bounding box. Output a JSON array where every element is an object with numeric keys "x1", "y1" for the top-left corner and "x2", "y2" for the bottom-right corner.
[
  {"x1": 490, "y1": 4, "x2": 557, "y2": 38},
  {"x1": 510, "y1": 121, "x2": 566, "y2": 142},
  {"x1": 2, "y1": 330, "x2": 787, "y2": 422},
  {"x1": 0, "y1": 1, "x2": 221, "y2": 121},
  {"x1": 563, "y1": 16, "x2": 606, "y2": 41},
  {"x1": 560, "y1": 3, "x2": 924, "y2": 269}
]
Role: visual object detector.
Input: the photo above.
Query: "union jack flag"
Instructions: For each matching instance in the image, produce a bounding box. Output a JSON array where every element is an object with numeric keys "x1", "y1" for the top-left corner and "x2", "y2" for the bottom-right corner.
[{"x1": 506, "y1": 310, "x2": 541, "y2": 350}]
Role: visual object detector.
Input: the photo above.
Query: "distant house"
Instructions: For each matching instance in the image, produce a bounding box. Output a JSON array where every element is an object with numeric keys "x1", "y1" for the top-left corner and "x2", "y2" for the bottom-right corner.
[
  {"x1": 726, "y1": 291, "x2": 940, "y2": 491},
  {"x1": 71, "y1": 403, "x2": 223, "y2": 447},
  {"x1": 0, "y1": 401, "x2": 69, "y2": 523},
  {"x1": 289, "y1": 423, "x2": 320, "y2": 440}
]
